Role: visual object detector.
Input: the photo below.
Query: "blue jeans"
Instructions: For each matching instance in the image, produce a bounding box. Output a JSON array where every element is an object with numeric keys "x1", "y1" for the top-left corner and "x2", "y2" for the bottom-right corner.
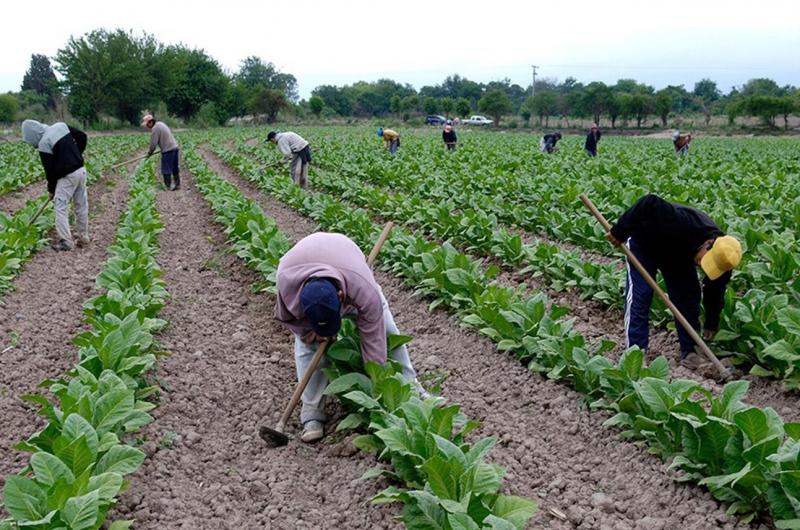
[
  {"x1": 161, "y1": 148, "x2": 180, "y2": 176},
  {"x1": 624, "y1": 238, "x2": 701, "y2": 358},
  {"x1": 388, "y1": 139, "x2": 399, "y2": 154}
]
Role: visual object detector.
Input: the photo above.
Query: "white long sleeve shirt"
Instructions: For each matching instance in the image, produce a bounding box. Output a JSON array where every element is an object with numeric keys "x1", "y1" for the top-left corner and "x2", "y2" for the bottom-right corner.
[{"x1": 275, "y1": 132, "x2": 309, "y2": 160}]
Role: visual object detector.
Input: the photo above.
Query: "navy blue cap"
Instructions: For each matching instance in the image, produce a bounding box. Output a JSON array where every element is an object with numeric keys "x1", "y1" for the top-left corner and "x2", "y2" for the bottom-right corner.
[{"x1": 300, "y1": 279, "x2": 342, "y2": 337}]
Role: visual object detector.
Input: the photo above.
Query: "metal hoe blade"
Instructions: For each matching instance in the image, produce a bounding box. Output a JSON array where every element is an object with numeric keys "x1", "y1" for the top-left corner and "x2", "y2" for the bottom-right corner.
[{"x1": 259, "y1": 426, "x2": 289, "y2": 447}]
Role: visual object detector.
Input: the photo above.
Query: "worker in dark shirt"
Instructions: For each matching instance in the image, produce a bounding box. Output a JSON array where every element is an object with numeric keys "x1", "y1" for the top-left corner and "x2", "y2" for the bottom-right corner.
[
  {"x1": 585, "y1": 123, "x2": 601, "y2": 157},
  {"x1": 540, "y1": 132, "x2": 562, "y2": 153},
  {"x1": 442, "y1": 124, "x2": 457, "y2": 151},
  {"x1": 607, "y1": 194, "x2": 742, "y2": 368},
  {"x1": 21, "y1": 119, "x2": 89, "y2": 251}
]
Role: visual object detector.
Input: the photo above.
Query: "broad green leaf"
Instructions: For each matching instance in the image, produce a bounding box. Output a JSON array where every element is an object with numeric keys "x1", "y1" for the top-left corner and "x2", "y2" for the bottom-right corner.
[
  {"x1": 323, "y1": 373, "x2": 372, "y2": 396},
  {"x1": 87, "y1": 472, "x2": 124, "y2": 500},
  {"x1": 342, "y1": 390, "x2": 381, "y2": 410},
  {"x1": 448, "y1": 513, "x2": 480, "y2": 530},
  {"x1": 490, "y1": 495, "x2": 538, "y2": 529},
  {"x1": 2, "y1": 476, "x2": 47, "y2": 522},
  {"x1": 61, "y1": 490, "x2": 100, "y2": 530},
  {"x1": 93, "y1": 389, "x2": 135, "y2": 435},
  {"x1": 420, "y1": 456, "x2": 457, "y2": 500},
  {"x1": 95, "y1": 444, "x2": 145, "y2": 475},
  {"x1": 30, "y1": 452, "x2": 75, "y2": 487}
]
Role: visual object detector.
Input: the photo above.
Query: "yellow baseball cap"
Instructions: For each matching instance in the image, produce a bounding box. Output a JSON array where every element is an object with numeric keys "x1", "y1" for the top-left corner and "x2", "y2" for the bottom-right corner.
[{"x1": 700, "y1": 235, "x2": 742, "y2": 280}]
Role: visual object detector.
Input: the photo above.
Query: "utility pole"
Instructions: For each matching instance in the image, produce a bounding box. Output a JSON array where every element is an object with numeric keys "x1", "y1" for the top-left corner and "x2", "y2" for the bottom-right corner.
[{"x1": 531, "y1": 65, "x2": 539, "y2": 98}]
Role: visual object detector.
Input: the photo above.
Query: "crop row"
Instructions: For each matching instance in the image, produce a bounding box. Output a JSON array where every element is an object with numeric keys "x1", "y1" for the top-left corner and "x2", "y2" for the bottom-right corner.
[
  {"x1": 1, "y1": 161, "x2": 168, "y2": 530},
  {"x1": 205, "y1": 136, "x2": 800, "y2": 527},
  {"x1": 182, "y1": 144, "x2": 537, "y2": 529},
  {"x1": 0, "y1": 135, "x2": 145, "y2": 299},
  {"x1": 234, "y1": 138, "x2": 800, "y2": 391},
  {"x1": 0, "y1": 143, "x2": 42, "y2": 196}
]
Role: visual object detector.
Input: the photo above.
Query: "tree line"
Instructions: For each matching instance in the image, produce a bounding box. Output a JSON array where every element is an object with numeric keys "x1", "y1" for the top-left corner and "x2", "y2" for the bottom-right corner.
[{"x1": 1, "y1": 28, "x2": 798, "y2": 129}]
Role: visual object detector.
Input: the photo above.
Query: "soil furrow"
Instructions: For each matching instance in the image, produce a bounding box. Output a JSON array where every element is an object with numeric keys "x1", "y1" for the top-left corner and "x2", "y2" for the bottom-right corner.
[
  {"x1": 200, "y1": 147, "x2": 748, "y2": 529},
  {"x1": 113, "y1": 164, "x2": 396, "y2": 529},
  {"x1": 0, "y1": 166, "x2": 132, "y2": 482},
  {"x1": 0, "y1": 179, "x2": 45, "y2": 216}
]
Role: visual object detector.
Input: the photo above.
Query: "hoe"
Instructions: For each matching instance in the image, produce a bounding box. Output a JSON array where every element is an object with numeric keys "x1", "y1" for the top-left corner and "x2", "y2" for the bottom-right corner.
[{"x1": 260, "y1": 222, "x2": 394, "y2": 447}]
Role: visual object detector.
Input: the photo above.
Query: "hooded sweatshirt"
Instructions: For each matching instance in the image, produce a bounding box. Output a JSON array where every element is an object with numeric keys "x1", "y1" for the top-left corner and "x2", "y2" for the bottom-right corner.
[
  {"x1": 275, "y1": 132, "x2": 309, "y2": 161},
  {"x1": 22, "y1": 120, "x2": 87, "y2": 194},
  {"x1": 275, "y1": 232, "x2": 387, "y2": 364}
]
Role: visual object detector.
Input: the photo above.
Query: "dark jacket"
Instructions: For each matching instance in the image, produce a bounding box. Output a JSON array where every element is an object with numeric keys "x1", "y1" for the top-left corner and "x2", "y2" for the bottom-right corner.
[
  {"x1": 585, "y1": 129, "x2": 601, "y2": 154},
  {"x1": 610, "y1": 194, "x2": 730, "y2": 329},
  {"x1": 442, "y1": 129, "x2": 457, "y2": 143},
  {"x1": 22, "y1": 121, "x2": 87, "y2": 194},
  {"x1": 543, "y1": 133, "x2": 560, "y2": 152}
]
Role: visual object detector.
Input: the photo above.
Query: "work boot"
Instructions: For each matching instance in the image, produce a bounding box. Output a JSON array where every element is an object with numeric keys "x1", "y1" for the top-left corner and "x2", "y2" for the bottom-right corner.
[
  {"x1": 680, "y1": 352, "x2": 705, "y2": 371},
  {"x1": 52, "y1": 239, "x2": 72, "y2": 251},
  {"x1": 300, "y1": 420, "x2": 324, "y2": 443},
  {"x1": 172, "y1": 175, "x2": 181, "y2": 190},
  {"x1": 163, "y1": 174, "x2": 172, "y2": 190}
]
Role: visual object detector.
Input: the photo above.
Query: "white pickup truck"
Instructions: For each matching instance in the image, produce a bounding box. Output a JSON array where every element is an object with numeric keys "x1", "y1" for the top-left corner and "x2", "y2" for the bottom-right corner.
[{"x1": 463, "y1": 115, "x2": 493, "y2": 126}]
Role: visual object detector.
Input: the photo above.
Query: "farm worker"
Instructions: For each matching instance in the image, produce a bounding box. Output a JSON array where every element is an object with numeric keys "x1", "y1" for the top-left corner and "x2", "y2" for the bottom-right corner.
[
  {"x1": 540, "y1": 132, "x2": 562, "y2": 153},
  {"x1": 275, "y1": 232, "x2": 427, "y2": 442},
  {"x1": 442, "y1": 124, "x2": 457, "y2": 151},
  {"x1": 141, "y1": 114, "x2": 181, "y2": 191},
  {"x1": 267, "y1": 130, "x2": 311, "y2": 188},
  {"x1": 21, "y1": 119, "x2": 89, "y2": 251},
  {"x1": 607, "y1": 194, "x2": 742, "y2": 369},
  {"x1": 585, "y1": 123, "x2": 601, "y2": 157},
  {"x1": 378, "y1": 127, "x2": 400, "y2": 154},
  {"x1": 672, "y1": 130, "x2": 692, "y2": 156}
]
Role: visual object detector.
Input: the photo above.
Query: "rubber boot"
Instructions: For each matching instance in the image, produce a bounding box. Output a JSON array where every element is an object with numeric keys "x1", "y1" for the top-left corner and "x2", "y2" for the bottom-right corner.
[
  {"x1": 163, "y1": 174, "x2": 172, "y2": 190},
  {"x1": 173, "y1": 174, "x2": 181, "y2": 190}
]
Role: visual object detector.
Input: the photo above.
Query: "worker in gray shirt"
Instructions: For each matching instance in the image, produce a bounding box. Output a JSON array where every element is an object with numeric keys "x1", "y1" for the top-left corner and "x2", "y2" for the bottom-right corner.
[
  {"x1": 267, "y1": 131, "x2": 311, "y2": 188},
  {"x1": 141, "y1": 114, "x2": 181, "y2": 190}
]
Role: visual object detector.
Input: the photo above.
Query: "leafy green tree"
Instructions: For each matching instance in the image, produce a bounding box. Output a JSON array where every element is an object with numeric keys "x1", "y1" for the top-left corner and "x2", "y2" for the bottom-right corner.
[
  {"x1": 455, "y1": 97, "x2": 471, "y2": 117},
  {"x1": 423, "y1": 97, "x2": 438, "y2": 115},
  {"x1": 693, "y1": 78, "x2": 720, "y2": 103},
  {"x1": 163, "y1": 46, "x2": 228, "y2": 121},
  {"x1": 440, "y1": 97, "x2": 455, "y2": 115},
  {"x1": 776, "y1": 95, "x2": 797, "y2": 130},
  {"x1": 478, "y1": 89, "x2": 512, "y2": 126},
  {"x1": 389, "y1": 94, "x2": 401, "y2": 115},
  {"x1": 401, "y1": 95, "x2": 419, "y2": 113},
  {"x1": 56, "y1": 29, "x2": 164, "y2": 124},
  {"x1": 578, "y1": 82, "x2": 612, "y2": 125},
  {"x1": 0, "y1": 94, "x2": 19, "y2": 122},
  {"x1": 309, "y1": 95, "x2": 325, "y2": 117},
  {"x1": 529, "y1": 91, "x2": 559, "y2": 126},
  {"x1": 621, "y1": 93, "x2": 654, "y2": 128},
  {"x1": 740, "y1": 78, "x2": 783, "y2": 97},
  {"x1": 312, "y1": 85, "x2": 352, "y2": 116},
  {"x1": 249, "y1": 88, "x2": 287, "y2": 123},
  {"x1": 21, "y1": 54, "x2": 59, "y2": 109},
  {"x1": 236, "y1": 56, "x2": 298, "y2": 101},
  {"x1": 654, "y1": 90, "x2": 672, "y2": 126},
  {"x1": 607, "y1": 93, "x2": 621, "y2": 128}
]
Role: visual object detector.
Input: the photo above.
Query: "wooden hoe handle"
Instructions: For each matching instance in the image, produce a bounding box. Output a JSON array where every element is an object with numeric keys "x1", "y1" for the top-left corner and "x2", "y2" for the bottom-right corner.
[{"x1": 579, "y1": 194, "x2": 730, "y2": 380}]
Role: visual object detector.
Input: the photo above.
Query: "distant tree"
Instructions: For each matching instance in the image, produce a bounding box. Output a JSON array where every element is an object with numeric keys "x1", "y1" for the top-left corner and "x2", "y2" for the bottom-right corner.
[
  {"x1": 163, "y1": 46, "x2": 228, "y2": 121},
  {"x1": 21, "y1": 54, "x2": 59, "y2": 109},
  {"x1": 693, "y1": 78, "x2": 720, "y2": 103},
  {"x1": 56, "y1": 29, "x2": 164, "y2": 125},
  {"x1": 624, "y1": 93, "x2": 654, "y2": 128},
  {"x1": 401, "y1": 94, "x2": 419, "y2": 113},
  {"x1": 579, "y1": 82, "x2": 613, "y2": 125},
  {"x1": 237, "y1": 56, "x2": 298, "y2": 101},
  {"x1": 455, "y1": 97, "x2": 471, "y2": 117},
  {"x1": 529, "y1": 91, "x2": 559, "y2": 126},
  {"x1": 423, "y1": 96, "x2": 439, "y2": 115},
  {"x1": 389, "y1": 94, "x2": 401, "y2": 115},
  {"x1": 776, "y1": 95, "x2": 797, "y2": 129},
  {"x1": 478, "y1": 89, "x2": 512, "y2": 126},
  {"x1": 249, "y1": 88, "x2": 287, "y2": 123},
  {"x1": 309, "y1": 95, "x2": 324, "y2": 117},
  {"x1": 520, "y1": 106, "x2": 532, "y2": 125},
  {"x1": 654, "y1": 90, "x2": 672, "y2": 126},
  {"x1": 312, "y1": 85, "x2": 352, "y2": 116},
  {"x1": 440, "y1": 97, "x2": 455, "y2": 115},
  {"x1": 740, "y1": 78, "x2": 783, "y2": 97},
  {"x1": 607, "y1": 94, "x2": 621, "y2": 128},
  {"x1": 0, "y1": 95, "x2": 19, "y2": 122}
]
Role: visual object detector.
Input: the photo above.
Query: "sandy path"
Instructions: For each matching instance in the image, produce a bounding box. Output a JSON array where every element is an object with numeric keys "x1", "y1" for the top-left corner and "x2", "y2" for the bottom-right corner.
[
  {"x1": 200, "y1": 147, "x2": 748, "y2": 529},
  {"x1": 0, "y1": 167, "x2": 132, "y2": 482},
  {"x1": 113, "y1": 164, "x2": 396, "y2": 529}
]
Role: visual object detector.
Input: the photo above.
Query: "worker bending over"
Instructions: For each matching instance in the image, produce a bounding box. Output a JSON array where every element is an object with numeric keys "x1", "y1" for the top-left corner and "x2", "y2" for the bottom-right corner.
[
  {"x1": 442, "y1": 124, "x2": 457, "y2": 150},
  {"x1": 267, "y1": 130, "x2": 311, "y2": 188},
  {"x1": 673, "y1": 130, "x2": 692, "y2": 156},
  {"x1": 378, "y1": 127, "x2": 400, "y2": 154},
  {"x1": 540, "y1": 132, "x2": 562, "y2": 153}
]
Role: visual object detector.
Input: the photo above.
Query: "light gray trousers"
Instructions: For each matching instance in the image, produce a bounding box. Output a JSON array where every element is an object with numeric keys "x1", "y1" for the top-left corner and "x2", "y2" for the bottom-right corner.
[
  {"x1": 289, "y1": 155, "x2": 308, "y2": 188},
  {"x1": 294, "y1": 288, "x2": 418, "y2": 423},
  {"x1": 54, "y1": 167, "x2": 89, "y2": 247}
]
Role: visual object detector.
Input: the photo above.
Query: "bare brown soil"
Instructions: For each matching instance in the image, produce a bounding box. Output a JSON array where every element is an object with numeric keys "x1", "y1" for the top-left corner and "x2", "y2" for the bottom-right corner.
[
  {"x1": 200, "y1": 147, "x2": 751, "y2": 529},
  {"x1": 0, "y1": 180, "x2": 46, "y2": 216},
  {"x1": 0, "y1": 168, "x2": 132, "y2": 483}
]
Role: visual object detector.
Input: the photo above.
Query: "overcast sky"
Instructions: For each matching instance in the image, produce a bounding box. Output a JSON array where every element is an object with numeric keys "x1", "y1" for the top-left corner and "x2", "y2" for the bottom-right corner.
[{"x1": 1, "y1": 0, "x2": 798, "y2": 98}]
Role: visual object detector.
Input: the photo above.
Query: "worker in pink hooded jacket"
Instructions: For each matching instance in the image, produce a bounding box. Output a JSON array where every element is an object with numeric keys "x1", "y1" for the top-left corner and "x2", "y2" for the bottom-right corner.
[{"x1": 275, "y1": 232, "x2": 426, "y2": 442}]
